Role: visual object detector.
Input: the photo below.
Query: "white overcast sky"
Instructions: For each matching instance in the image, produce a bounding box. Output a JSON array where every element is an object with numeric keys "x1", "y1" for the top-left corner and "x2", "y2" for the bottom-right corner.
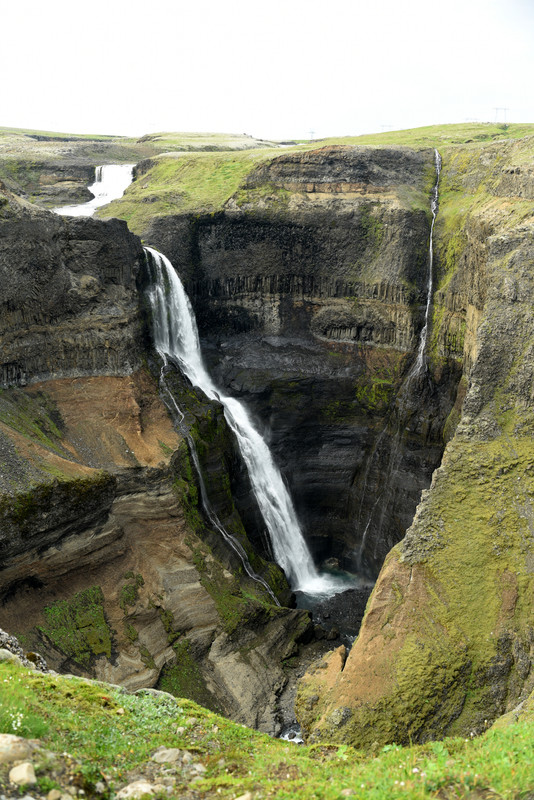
[{"x1": 3, "y1": 0, "x2": 533, "y2": 140}]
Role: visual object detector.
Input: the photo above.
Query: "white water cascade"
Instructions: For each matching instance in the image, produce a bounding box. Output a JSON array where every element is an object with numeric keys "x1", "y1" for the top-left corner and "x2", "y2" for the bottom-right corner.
[
  {"x1": 406, "y1": 148, "x2": 442, "y2": 381},
  {"x1": 145, "y1": 246, "x2": 344, "y2": 595},
  {"x1": 157, "y1": 368, "x2": 280, "y2": 605},
  {"x1": 54, "y1": 164, "x2": 134, "y2": 217}
]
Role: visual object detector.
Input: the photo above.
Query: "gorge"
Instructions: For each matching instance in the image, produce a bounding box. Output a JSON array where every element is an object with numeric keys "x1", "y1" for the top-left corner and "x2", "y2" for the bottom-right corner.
[{"x1": 1, "y1": 123, "x2": 534, "y2": 751}]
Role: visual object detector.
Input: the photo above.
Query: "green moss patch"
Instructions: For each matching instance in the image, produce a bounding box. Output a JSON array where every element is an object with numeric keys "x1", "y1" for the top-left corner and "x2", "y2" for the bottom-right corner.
[
  {"x1": 98, "y1": 149, "x2": 279, "y2": 233},
  {"x1": 119, "y1": 572, "x2": 145, "y2": 612},
  {"x1": 354, "y1": 349, "x2": 406, "y2": 414},
  {"x1": 157, "y1": 638, "x2": 220, "y2": 712},
  {"x1": 38, "y1": 586, "x2": 114, "y2": 667},
  {"x1": 0, "y1": 388, "x2": 65, "y2": 456},
  {"x1": 2, "y1": 660, "x2": 534, "y2": 799},
  {"x1": 0, "y1": 471, "x2": 115, "y2": 533}
]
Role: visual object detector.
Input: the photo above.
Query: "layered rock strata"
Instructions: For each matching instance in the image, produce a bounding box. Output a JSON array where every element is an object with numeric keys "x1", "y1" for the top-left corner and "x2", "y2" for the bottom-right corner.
[
  {"x1": 297, "y1": 135, "x2": 534, "y2": 746},
  {"x1": 0, "y1": 188, "x2": 145, "y2": 387},
  {"x1": 144, "y1": 145, "x2": 459, "y2": 575},
  {"x1": 0, "y1": 191, "x2": 307, "y2": 734}
]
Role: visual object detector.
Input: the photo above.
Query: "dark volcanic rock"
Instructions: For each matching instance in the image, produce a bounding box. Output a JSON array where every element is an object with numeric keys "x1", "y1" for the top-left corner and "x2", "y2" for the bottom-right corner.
[
  {"x1": 0, "y1": 162, "x2": 96, "y2": 207},
  {"x1": 142, "y1": 146, "x2": 460, "y2": 577},
  {"x1": 0, "y1": 188, "x2": 145, "y2": 386},
  {"x1": 299, "y1": 586, "x2": 374, "y2": 641}
]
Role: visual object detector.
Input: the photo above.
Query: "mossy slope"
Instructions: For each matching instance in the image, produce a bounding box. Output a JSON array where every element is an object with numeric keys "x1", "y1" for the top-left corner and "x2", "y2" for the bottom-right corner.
[
  {"x1": 2, "y1": 660, "x2": 534, "y2": 799},
  {"x1": 98, "y1": 123, "x2": 534, "y2": 235}
]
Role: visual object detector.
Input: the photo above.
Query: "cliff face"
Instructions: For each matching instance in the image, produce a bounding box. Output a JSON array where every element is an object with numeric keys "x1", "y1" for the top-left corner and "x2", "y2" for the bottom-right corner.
[
  {"x1": 144, "y1": 146, "x2": 459, "y2": 576},
  {"x1": 0, "y1": 188, "x2": 308, "y2": 735},
  {"x1": 4, "y1": 129, "x2": 534, "y2": 746},
  {"x1": 0, "y1": 162, "x2": 96, "y2": 206},
  {"x1": 297, "y1": 135, "x2": 534, "y2": 746},
  {"x1": 0, "y1": 188, "x2": 145, "y2": 387}
]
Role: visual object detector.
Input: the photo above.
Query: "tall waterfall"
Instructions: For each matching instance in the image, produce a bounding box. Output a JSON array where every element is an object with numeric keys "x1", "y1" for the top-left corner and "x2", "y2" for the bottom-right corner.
[
  {"x1": 157, "y1": 369, "x2": 280, "y2": 605},
  {"x1": 407, "y1": 148, "x2": 442, "y2": 381},
  {"x1": 54, "y1": 163, "x2": 134, "y2": 217},
  {"x1": 145, "y1": 246, "x2": 342, "y2": 594},
  {"x1": 355, "y1": 150, "x2": 442, "y2": 573}
]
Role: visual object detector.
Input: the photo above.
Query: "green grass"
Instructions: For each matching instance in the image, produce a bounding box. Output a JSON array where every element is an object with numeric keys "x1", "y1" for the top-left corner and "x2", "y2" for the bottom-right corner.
[
  {"x1": 317, "y1": 122, "x2": 534, "y2": 149},
  {"x1": 0, "y1": 126, "x2": 276, "y2": 156},
  {"x1": 0, "y1": 388, "x2": 65, "y2": 457},
  {"x1": 0, "y1": 125, "x2": 120, "y2": 141},
  {"x1": 96, "y1": 122, "x2": 534, "y2": 235},
  {"x1": 98, "y1": 148, "x2": 280, "y2": 232},
  {"x1": 135, "y1": 130, "x2": 278, "y2": 151},
  {"x1": 0, "y1": 126, "x2": 277, "y2": 148},
  {"x1": 1, "y1": 661, "x2": 533, "y2": 799},
  {"x1": 38, "y1": 586, "x2": 113, "y2": 668}
]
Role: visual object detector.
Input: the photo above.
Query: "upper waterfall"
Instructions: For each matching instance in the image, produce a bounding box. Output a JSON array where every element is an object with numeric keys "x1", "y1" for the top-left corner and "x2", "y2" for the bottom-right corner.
[
  {"x1": 144, "y1": 246, "x2": 344, "y2": 595},
  {"x1": 54, "y1": 164, "x2": 134, "y2": 217}
]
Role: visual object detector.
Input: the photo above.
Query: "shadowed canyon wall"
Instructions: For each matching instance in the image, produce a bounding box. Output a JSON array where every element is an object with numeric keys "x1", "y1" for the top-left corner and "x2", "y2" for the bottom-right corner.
[
  {"x1": 144, "y1": 146, "x2": 462, "y2": 577},
  {"x1": 296, "y1": 136, "x2": 534, "y2": 746}
]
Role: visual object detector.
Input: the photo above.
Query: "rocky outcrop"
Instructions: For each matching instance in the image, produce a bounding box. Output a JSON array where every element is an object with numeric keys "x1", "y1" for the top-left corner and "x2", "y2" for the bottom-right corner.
[
  {"x1": 0, "y1": 188, "x2": 145, "y2": 386},
  {"x1": 296, "y1": 135, "x2": 534, "y2": 747},
  {"x1": 0, "y1": 368, "x2": 310, "y2": 733},
  {"x1": 0, "y1": 161, "x2": 96, "y2": 206}
]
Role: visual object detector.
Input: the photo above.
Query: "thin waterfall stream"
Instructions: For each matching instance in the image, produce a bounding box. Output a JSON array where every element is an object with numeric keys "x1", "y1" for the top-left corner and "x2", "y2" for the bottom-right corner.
[
  {"x1": 144, "y1": 246, "x2": 346, "y2": 596},
  {"x1": 405, "y1": 148, "x2": 442, "y2": 384},
  {"x1": 356, "y1": 149, "x2": 442, "y2": 571}
]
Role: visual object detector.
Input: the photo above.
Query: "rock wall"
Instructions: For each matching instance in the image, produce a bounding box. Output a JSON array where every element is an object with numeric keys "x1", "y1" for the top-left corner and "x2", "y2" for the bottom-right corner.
[
  {"x1": 296, "y1": 136, "x2": 534, "y2": 746},
  {"x1": 0, "y1": 190, "x2": 308, "y2": 734},
  {"x1": 0, "y1": 368, "x2": 310, "y2": 734},
  {"x1": 0, "y1": 187, "x2": 145, "y2": 386},
  {"x1": 144, "y1": 145, "x2": 460, "y2": 576},
  {"x1": 0, "y1": 161, "x2": 97, "y2": 207}
]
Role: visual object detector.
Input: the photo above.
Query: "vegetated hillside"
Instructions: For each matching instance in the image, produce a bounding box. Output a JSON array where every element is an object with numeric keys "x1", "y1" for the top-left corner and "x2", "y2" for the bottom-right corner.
[
  {"x1": 99, "y1": 122, "x2": 534, "y2": 234},
  {"x1": 99, "y1": 148, "x2": 281, "y2": 230},
  {"x1": 0, "y1": 127, "x2": 277, "y2": 207},
  {"x1": 1, "y1": 659, "x2": 534, "y2": 800}
]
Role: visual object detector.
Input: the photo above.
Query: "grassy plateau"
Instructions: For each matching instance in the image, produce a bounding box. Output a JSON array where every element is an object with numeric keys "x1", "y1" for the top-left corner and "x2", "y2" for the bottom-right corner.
[{"x1": 95, "y1": 122, "x2": 534, "y2": 234}]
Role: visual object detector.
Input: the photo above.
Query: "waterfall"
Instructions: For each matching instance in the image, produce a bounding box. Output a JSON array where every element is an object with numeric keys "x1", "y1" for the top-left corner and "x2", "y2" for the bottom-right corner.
[
  {"x1": 355, "y1": 150, "x2": 442, "y2": 573},
  {"x1": 157, "y1": 367, "x2": 280, "y2": 605},
  {"x1": 145, "y1": 246, "x2": 343, "y2": 595},
  {"x1": 54, "y1": 163, "x2": 134, "y2": 217},
  {"x1": 407, "y1": 148, "x2": 442, "y2": 381}
]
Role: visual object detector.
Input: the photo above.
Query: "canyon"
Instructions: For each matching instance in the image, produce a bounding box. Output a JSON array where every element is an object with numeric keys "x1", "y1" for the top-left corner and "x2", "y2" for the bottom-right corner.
[{"x1": 1, "y1": 124, "x2": 534, "y2": 747}]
